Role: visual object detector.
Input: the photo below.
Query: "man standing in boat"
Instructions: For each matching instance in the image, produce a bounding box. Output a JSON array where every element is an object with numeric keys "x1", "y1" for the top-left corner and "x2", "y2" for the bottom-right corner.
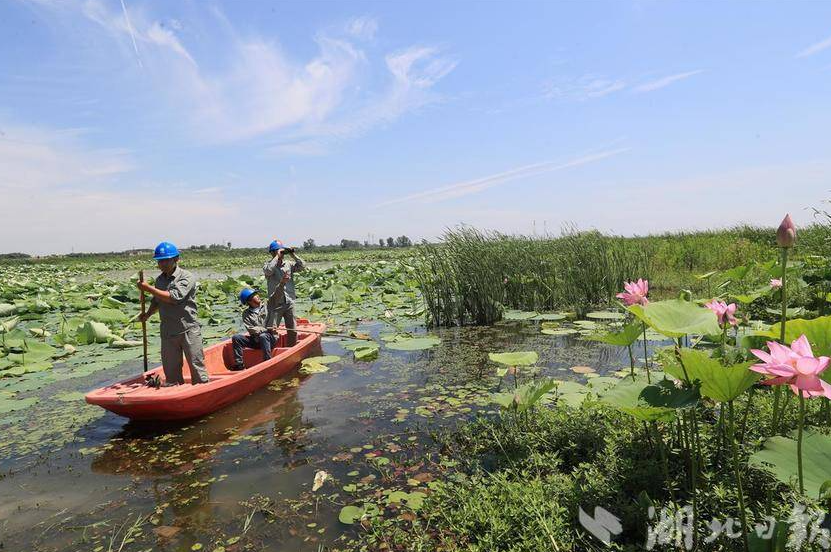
[
  {"x1": 229, "y1": 288, "x2": 276, "y2": 371},
  {"x1": 137, "y1": 242, "x2": 210, "y2": 386},
  {"x1": 263, "y1": 240, "x2": 305, "y2": 346}
]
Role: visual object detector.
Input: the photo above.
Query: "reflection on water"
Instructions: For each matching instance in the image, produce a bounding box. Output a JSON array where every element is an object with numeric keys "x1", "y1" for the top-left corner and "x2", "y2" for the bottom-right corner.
[{"x1": 0, "y1": 321, "x2": 659, "y2": 551}]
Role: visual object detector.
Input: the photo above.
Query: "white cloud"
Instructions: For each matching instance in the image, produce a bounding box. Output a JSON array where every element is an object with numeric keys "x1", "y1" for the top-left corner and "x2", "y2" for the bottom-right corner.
[
  {"x1": 274, "y1": 46, "x2": 457, "y2": 150},
  {"x1": 796, "y1": 34, "x2": 831, "y2": 58},
  {"x1": 543, "y1": 75, "x2": 627, "y2": 101},
  {"x1": 544, "y1": 70, "x2": 703, "y2": 100},
  {"x1": 40, "y1": 1, "x2": 455, "y2": 148},
  {"x1": 0, "y1": 123, "x2": 245, "y2": 255},
  {"x1": 631, "y1": 70, "x2": 703, "y2": 93},
  {"x1": 345, "y1": 16, "x2": 379, "y2": 40},
  {"x1": 375, "y1": 147, "x2": 630, "y2": 207},
  {"x1": 0, "y1": 124, "x2": 133, "y2": 190}
]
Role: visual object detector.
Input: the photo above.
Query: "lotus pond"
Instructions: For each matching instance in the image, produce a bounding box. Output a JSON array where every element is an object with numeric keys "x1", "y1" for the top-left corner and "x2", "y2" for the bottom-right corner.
[
  {"x1": 3, "y1": 231, "x2": 831, "y2": 552},
  {"x1": 0, "y1": 253, "x2": 656, "y2": 551}
]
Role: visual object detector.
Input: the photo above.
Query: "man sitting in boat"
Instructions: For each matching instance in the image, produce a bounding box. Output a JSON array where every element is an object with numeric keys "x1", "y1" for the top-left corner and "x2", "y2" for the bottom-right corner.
[
  {"x1": 229, "y1": 288, "x2": 278, "y2": 371},
  {"x1": 137, "y1": 242, "x2": 210, "y2": 386},
  {"x1": 263, "y1": 240, "x2": 305, "y2": 347}
]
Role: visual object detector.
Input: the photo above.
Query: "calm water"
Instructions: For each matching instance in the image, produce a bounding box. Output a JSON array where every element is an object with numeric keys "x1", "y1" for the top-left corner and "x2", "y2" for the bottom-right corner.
[{"x1": 0, "y1": 321, "x2": 636, "y2": 551}]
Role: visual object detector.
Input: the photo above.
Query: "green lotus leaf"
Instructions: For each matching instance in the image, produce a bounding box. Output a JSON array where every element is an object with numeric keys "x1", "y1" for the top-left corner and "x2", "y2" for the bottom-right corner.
[
  {"x1": 662, "y1": 348, "x2": 760, "y2": 403},
  {"x1": 338, "y1": 505, "x2": 365, "y2": 524},
  {"x1": 7, "y1": 340, "x2": 56, "y2": 365},
  {"x1": 629, "y1": 299, "x2": 720, "y2": 338},
  {"x1": 732, "y1": 286, "x2": 770, "y2": 304},
  {"x1": 76, "y1": 321, "x2": 113, "y2": 345},
  {"x1": 304, "y1": 355, "x2": 341, "y2": 365},
  {"x1": 503, "y1": 310, "x2": 538, "y2": 321},
  {"x1": 99, "y1": 296, "x2": 127, "y2": 309},
  {"x1": 764, "y1": 307, "x2": 805, "y2": 319},
  {"x1": 87, "y1": 308, "x2": 129, "y2": 324},
  {"x1": 488, "y1": 351, "x2": 538, "y2": 366},
  {"x1": 0, "y1": 396, "x2": 38, "y2": 414},
  {"x1": 584, "y1": 321, "x2": 642, "y2": 346},
  {"x1": 542, "y1": 328, "x2": 579, "y2": 336},
  {"x1": 554, "y1": 380, "x2": 590, "y2": 408},
  {"x1": 353, "y1": 345, "x2": 379, "y2": 362},
  {"x1": 586, "y1": 311, "x2": 626, "y2": 320},
  {"x1": 600, "y1": 376, "x2": 699, "y2": 422},
  {"x1": 750, "y1": 432, "x2": 831, "y2": 499},
  {"x1": 108, "y1": 339, "x2": 143, "y2": 349},
  {"x1": 531, "y1": 313, "x2": 567, "y2": 321},
  {"x1": 490, "y1": 379, "x2": 558, "y2": 412},
  {"x1": 386, "y1": 336, "x2": 441, "y2": 351},
  {"x1": 764, "y1": 315, "x2": 831, "y2": 356},
  {"x1": 0, "y1": 316, "x2": 19, "y2": 334},
  {"x1": 299, "y1": 361, "x2": 329, "y2": 374}
]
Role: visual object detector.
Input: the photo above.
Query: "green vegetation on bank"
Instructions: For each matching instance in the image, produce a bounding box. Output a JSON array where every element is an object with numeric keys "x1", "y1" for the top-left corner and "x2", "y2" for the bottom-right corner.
[
  {"x1": 340, "y1": 216, "x2": 831, "y2": 552},
  {"x1": 415, "y1": 224, "x2": 831, "y2": 326},
  {"x1": 4, "y1": 219, "x2": 831, "y2": 552}
]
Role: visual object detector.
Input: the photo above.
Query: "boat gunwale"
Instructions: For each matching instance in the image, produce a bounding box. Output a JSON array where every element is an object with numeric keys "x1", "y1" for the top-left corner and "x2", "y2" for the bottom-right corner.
[{"x1": 84, "y1": 322, "x2": 326, "y2": 406}]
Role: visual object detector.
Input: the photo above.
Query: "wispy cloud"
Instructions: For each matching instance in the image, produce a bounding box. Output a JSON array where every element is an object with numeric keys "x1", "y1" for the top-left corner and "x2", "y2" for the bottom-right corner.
[
  {"x1": 276, "y1": 46, "x2": 458, "y2": 150},
  {"x1": 0, "y1": 122, "x2": 245, "y2": 255},
  {"x1": 543, "y1": 75, "x2": 627, "y2": 101},
  {"x1": 796, "y1": 34, "x2": 831, "y2": 58},
  {"x1": 632, "y1": 70, "x2": 704, "y2": 93},
  {"x1": 345, "y1": 16, "x2": 379, "y2": 40},
  {"x1": 36, "y1": 1, "x2": 455, "y2": 149},
  {"x1": 544, "y1": 70, "x2": 702, "y2": 100},
  {"x1": 375, "y1": 147, "x2": 630, "y2": 207},
  {"x1": 0, "y1": 123, "x2": 133, "y2": 190}
]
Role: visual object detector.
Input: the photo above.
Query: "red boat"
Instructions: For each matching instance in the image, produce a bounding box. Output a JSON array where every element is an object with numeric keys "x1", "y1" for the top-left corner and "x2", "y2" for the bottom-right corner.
[{"x1": 85, "y1": 320, "x2": 325, "y2": 421}]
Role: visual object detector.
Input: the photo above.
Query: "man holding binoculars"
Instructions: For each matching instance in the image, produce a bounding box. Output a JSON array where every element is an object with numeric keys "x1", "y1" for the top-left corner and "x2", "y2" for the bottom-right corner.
[{"x1": 262, "y1": 240, "x2": 305, "y2": 346}]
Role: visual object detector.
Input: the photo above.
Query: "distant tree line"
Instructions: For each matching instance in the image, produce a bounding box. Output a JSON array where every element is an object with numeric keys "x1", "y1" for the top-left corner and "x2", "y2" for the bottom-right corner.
[
  {"x1": 300, "y1": 236, "x2": 413, "y2": 251},
  {"x1": 186, "y1": 243, "x2": 232, "y2": 251}
]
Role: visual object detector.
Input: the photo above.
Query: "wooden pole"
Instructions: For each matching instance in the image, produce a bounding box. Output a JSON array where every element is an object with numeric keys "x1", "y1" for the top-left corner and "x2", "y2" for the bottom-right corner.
[{"x1": 139, "y1": 270, "x2": 148, "y2": 372}]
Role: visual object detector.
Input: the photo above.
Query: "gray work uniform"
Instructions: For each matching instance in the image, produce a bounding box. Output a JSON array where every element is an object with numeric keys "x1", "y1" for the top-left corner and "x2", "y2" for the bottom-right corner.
[
  {"x1": 263, "y1": 255, "x2": 305, "y2": 344},
  {"x1": 151, "y1": 266, "x2": 210, "y2": 384},
  {"x1": 242, "y1": 304, "x2": 268, "y2": 336},
  {"x1": 231, "y1": 304, "x2": 275, "y2": 367}
]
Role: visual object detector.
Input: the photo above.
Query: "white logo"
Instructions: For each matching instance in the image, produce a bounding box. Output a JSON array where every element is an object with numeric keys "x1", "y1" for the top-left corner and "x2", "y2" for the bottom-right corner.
[{"x1": 579, "y1": 506, "x2": 623, "y2": 545}]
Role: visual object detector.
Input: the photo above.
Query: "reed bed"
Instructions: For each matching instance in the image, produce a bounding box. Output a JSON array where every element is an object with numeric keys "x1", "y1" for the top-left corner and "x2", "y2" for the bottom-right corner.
[
  {"x1": 414, "y1": 227, "x2": 652, "y2": 326},
  {"x1": 414, "y1": 224, "x2": 831, "y2": 326}
]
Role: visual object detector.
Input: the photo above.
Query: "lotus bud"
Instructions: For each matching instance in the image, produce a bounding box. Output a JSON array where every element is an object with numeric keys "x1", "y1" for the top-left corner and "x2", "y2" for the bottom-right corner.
[{"x1": 776, "y1": 214, "x2": 796, "y2": 248}]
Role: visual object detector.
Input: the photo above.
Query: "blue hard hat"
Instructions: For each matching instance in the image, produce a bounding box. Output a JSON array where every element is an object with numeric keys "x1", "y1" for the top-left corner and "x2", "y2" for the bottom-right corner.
[
  {"x1": 239, "y1": 288, "x2": 257, "y2": 305},
  {"x1": 268, "y1": 240, "x2": 284, "y2": 252},
  {"x1": 153, "y1": 241, "x2": 180, "y2": 260}
]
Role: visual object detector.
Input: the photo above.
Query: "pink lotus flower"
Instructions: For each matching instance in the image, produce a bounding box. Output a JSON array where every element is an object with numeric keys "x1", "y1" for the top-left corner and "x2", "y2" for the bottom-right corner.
[
  {"x1": 616, "y1": 279, "x2": 649, "y2": 306},
  {"x1": 770, "y1": 278, "x2": 783, "y2": 289},
  {"x1": 705, "y1": 300, "x2": 738, "y2": 327},
  {"x1": 750, "y1": 335, "x2": 831, "y2": 398},
  {"x1": 776, "y1": 214, "x2": 796, "y2": 248}
]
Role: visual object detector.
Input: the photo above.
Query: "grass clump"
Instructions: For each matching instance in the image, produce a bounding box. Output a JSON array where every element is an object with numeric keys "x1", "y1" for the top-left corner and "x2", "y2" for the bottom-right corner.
[{"x1": 355, "y1": 393, "x2": 825, "y2": 552}]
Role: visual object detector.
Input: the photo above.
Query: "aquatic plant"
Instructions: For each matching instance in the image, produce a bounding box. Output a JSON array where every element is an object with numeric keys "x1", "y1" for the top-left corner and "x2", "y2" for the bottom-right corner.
[
  {"x1": 752, "y1": 335, "x2": 831, "y2": 495},
  {"x1": 414, "y1": 227, "x2": 651, "y2": 326},
  {"x1": 772, "y1": 214, "x2": 797, "y2": 434},
  {"x1": 616, "y1": 278, "x2": 649, "y2": 306}
]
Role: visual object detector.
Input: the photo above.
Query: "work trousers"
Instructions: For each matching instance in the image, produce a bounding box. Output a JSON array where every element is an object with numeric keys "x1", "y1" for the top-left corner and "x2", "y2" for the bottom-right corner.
[
  {"x1": 160, "y1": 326, "x2": 210, "y2": 385},
  {"x1": 231, "y1": 332, "x2": 277, "y2": 367},
  {"x1": 267, "y1": 303, "x2": 297, "y2": 346}
]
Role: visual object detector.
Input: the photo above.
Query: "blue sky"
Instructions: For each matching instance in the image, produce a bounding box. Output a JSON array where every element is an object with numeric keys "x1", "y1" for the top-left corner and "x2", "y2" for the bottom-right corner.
[{"x1": 1, "y1": 0, "x2": 831, "y2": 254}]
